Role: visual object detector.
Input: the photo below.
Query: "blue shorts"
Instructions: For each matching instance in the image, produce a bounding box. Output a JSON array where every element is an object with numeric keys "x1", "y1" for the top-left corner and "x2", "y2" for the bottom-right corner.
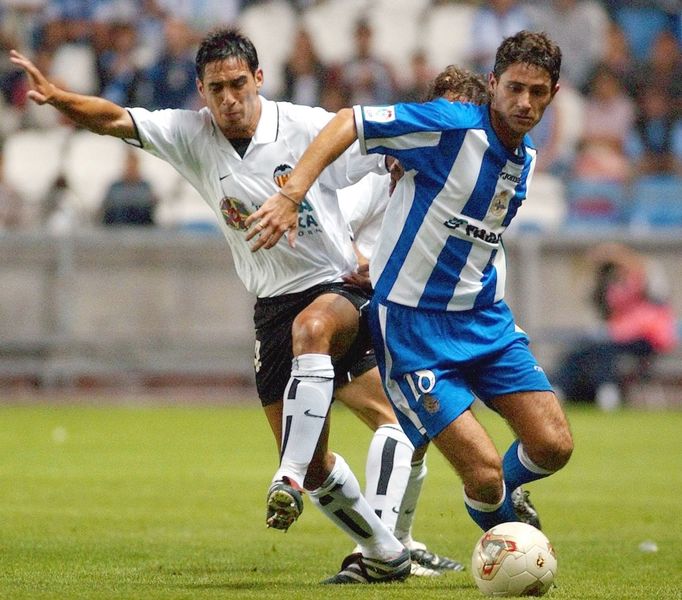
[{"x1": 368, "y1": 299, "x2": 553, "y2": 448}]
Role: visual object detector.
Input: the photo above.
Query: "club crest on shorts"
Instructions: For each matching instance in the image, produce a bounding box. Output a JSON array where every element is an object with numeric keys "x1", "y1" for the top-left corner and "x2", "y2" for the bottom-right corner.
[
  {"x1": 220, "y1": 196, "x2": 250, "y2": 230},
  {"x1": 422, "y1": 393, "x2": 440, "y2": 414},
  {"x1": 273, "y1": 164, "x2": 293, "y2": 188}
]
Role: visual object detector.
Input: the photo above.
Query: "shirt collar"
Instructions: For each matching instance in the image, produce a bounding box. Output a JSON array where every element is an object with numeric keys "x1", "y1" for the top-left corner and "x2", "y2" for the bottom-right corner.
[
  {"x1": 252, "y1": 96, "x2": 278, "y2": 145},
  {"x1": 211, "y1": 96, "x2": 278, "y2": 154}
]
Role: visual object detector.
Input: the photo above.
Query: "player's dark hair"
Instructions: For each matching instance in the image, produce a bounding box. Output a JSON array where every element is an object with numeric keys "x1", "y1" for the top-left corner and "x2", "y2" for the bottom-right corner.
[
  {"x1": 426, "y1": 65, "x2": 489, "y2": 104},
  {"x1": 195, "y1": 28, "x2": 259, "y2": 80},
  {"x1": 493, "y1": 30, "x2": 561, "y2": 88}
]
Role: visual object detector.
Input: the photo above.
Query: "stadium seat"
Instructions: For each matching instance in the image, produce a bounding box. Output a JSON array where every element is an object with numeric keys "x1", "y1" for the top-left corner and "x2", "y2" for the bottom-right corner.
[
  {"x1": 420, "y1": 2, "x2": 476, "y2": 75},
  {"x1": 137, "y1": 151, "x2": 183, "y2": 201},
  {"x1": 3, "y1": 127, "x2": 72, "y2": 206},
  {"x1": 154, "y1": 177, "x2": 220, "y2": 234},
  {"x1": 302, "y1": 0, "x2": 368, "y2": 65},
  {"x1": 365, "y1": 0, "x2": 431, "y2": 82},
  {"x1": 629, "y1": 175, "x2": 682, "y2": 231},
  {"x1": 239, "y1": 0, "x2": 298, "y2": 98},
  {"x1": 61, "y1": 130, "x2": 128, "y2": 216},
  {"x1": 563, "y1": 179, "x2": 629, "y2": 229},
  {"x1": 506, "y1": 173, "x2": 566, "y2": 235}
]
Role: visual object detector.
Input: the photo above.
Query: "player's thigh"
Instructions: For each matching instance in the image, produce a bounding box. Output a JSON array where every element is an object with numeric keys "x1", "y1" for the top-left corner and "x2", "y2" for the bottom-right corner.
[
  {"x1": 335, "y1": 367, "x2": 398, "y2": 430},
  {"x1": 492, "y1": 391, "x2": 573, "y2": 470},
  {"x1": 432, "y1": 408, "x2": 502, "y2": 494},
  {"x1": 292, "y1": 292, "x2": 360, "y2": 358}
]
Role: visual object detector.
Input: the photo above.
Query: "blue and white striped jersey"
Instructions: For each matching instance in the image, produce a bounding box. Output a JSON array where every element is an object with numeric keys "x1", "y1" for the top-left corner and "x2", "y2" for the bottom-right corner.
[{"x1": 353, "y1": 98, "x2": 537, "y2": 312}]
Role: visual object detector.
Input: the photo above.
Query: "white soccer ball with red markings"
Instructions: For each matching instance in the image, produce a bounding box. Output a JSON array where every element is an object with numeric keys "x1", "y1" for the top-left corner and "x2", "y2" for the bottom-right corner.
[{"x1": 471, "y1": 522, "x2": 557, "y2": 597}]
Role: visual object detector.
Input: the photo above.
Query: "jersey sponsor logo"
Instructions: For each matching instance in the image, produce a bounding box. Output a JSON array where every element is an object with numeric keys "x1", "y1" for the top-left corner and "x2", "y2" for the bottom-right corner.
[
  {"x1": 499, "y1": 171, "x2": 521, "y2": 183},
  {"x1": 219, "y1": 196, "x2": 251, "y2": 231},
  {"x1": 444, "y1": 216, "x2": 501, "y2": 244},
  {"x1": 363, "y1": 105, "x2": 396, "y2": 123},
  {"x1": 272, "y1": 164, "x2": 322, "y2": 236}
]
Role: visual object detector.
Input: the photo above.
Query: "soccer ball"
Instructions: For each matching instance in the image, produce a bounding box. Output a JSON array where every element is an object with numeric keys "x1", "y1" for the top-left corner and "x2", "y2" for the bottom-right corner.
[{"x1": 471, "y1": 521, "x2": 557, "y2": 597}]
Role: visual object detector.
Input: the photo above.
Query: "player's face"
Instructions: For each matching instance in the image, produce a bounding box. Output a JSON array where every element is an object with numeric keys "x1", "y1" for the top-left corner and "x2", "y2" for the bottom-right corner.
[
  {"x1": 197, "y1": 57, "x2": 264, "y2": 139},
  {"x1": 488, "y1": 62, "x2": 558, "y2": 150}
]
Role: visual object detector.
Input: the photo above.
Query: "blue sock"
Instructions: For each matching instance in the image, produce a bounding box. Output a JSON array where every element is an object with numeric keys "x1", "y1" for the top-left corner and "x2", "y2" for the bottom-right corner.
[
  {"x1": 502, "y1": 440, "x2": 553, "y2": 490},
  {"x1": 464, "y1": 483, "x2": 517, "y2": 531}
]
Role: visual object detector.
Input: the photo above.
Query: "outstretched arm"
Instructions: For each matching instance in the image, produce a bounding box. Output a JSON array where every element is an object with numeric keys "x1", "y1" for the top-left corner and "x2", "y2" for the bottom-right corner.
[
  {"x1": 244, "y1": 107, "x2": 358, "y2": 251},
  {"x1": 10, "y1": 49, "x2": 135, "y2": 139}
]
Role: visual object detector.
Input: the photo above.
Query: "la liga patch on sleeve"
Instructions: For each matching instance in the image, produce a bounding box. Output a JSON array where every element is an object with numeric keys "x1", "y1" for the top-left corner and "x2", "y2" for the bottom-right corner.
[{"x1": 363, "y1": 106, "x2": 395, "y2": 123}]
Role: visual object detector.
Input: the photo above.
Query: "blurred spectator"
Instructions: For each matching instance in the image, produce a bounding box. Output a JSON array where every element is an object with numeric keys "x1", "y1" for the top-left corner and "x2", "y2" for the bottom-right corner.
[
  {"x1": 18, "y1": 48, "x2": 70, "y2": 128},
  {"x1": 401, "y1": 50, "x2": 437, "y2": 103},
  {"x1": 552, "y1": 242, "x2": 678, "y2": 410},
  {"x1": 0, "y1": 145, "x2": 25, "y2": 229},
  {"x1": 97, "y1": 22, "x2": 144, "y2": 106},
  {"x1": 317, "y1": 65, "x2": 350, "y2": 113},
  {"x1": 280, "y1": 27, "x2": 328, "y2": 107},
  {"x1": 137, "y1": 18, "x2": 198, "y2": 110},
  {"x1": 155, "y1": 0, "x2": 240, "y2": 36},
  {"x1": 340, "y1": 18, "x2": 397, "y2": 106},
  {"x1": 530, "y1": 81, "x2": 584, "y2": 177},
  {"x1": 607, "y1": 2, "x2": 677, "y2": 61},
  {"x1": 526, "y1": 0, "x2": 609, "y2": 90},
  {"x1": 41, "y1": 172, "x2": 85, "y2": 233},
  {"x1": 0, "y1": 1, "x2": 47, "y2": 53},
  {"x1": 0, "y1": 23, "x2": 25, "y2": 111},
  {"x1": 572, "y1": 64, "x2": 636, "y2": 182},
  {"x1": 629, "y1": 29, "x2": 682, "y2": 175},
  {"x1": 34, "y1": 2, "x2": 99, "y2": 95},
  {"x1": 586, "y1": 20, "x2": 635, "y2": 88},
  {"x1": 99, "y1": 149, "x2": 157, "y2": 226},
  {"x1": 466, "y1": 0, "x2": 532, "y2": 74}
]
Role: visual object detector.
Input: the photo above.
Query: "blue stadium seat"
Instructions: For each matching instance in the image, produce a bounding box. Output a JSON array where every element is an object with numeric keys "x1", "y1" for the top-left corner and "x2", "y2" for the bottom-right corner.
[
  {"x1": 564, "y1": 179, "x2": 629, "y2": 229},
  {"x1": 629, "y1": 175, "x2": 682, "y2": 230}
]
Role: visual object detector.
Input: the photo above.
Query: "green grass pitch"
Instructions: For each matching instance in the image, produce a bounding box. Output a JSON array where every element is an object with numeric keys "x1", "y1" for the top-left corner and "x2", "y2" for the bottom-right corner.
[{"x1": 0, "y1": 399, "x2": 679, "y2": 599}]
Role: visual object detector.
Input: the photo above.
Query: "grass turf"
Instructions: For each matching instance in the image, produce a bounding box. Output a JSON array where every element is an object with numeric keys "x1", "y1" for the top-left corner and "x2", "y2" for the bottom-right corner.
[{"x1": 0, "y1": 400, "x2": 679, "y2": 599}]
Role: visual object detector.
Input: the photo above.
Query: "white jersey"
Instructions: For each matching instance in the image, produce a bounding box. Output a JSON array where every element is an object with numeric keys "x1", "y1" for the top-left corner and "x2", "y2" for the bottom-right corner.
[
  {"x1": 127, "y1": 97, "x2": 385, "y2": 297},
  {"x1": 337, "y1": 172, "x2": 390, "y2": 260}
]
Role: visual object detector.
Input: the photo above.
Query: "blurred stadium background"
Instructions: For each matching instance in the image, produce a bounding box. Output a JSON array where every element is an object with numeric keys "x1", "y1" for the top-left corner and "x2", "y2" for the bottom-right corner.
[{"x1": 1, "y1": 0, "x2": 681, "y2": 407}]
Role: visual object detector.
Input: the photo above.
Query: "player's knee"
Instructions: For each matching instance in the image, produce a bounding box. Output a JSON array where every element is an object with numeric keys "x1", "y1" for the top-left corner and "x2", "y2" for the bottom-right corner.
[
  {"x1": 529, "y1": 429, "x2": 574, "y2": 472},
  {"x1": 552, "y1": 428, "x2": 574, "y2": 470},
  {"x1": 466, "y1": 462, "x2": 505, "y2": 504},
  {"x1": 292, "y1": 311, "x2": 334, "y2": 353}
]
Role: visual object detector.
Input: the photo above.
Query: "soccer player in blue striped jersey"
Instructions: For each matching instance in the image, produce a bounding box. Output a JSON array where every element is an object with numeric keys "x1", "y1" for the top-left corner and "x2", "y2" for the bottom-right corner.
[{"x1": 249, "y1": 31, "x2": 574, "y2": 533}]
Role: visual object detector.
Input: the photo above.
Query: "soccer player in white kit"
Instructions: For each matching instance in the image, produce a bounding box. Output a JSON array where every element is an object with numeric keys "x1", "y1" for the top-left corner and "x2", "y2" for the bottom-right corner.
[
  {"x1": 9, "y1": 28, "x2": 464, "y2": 583},
  {"x1": 249, "y1": 31, "x2": 574, "y2": 535}
]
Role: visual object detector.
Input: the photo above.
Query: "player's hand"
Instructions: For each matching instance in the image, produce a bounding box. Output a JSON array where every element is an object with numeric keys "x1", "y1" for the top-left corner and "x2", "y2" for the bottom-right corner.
[
  {"x1": 245, "y1": 190, "x2": 300, "y2": 251},
  {"x1": 342, "y1": 263, "x2": 372, "y2": 291},
  {"x1": 386, "y1": 156, "x2": 404, "y2": 196},
  {"x1": 9, "y1": 49, "x2": 54, "y2": 105}
]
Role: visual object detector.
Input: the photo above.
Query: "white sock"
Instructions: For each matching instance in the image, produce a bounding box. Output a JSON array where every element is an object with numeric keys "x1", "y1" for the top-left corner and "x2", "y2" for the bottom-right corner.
[
  {"x1": 309, "y1": 453, "x2": 405, "y2": 561},
  {"x1": 274, "y1": 353, "x2": 334, "y2": 489},
  {"x1": 394, "y1": 456, "x2": 427, "y2": 548},
  {"x1": 363, "y1": 424, "x2": 414, "y2": 534}
]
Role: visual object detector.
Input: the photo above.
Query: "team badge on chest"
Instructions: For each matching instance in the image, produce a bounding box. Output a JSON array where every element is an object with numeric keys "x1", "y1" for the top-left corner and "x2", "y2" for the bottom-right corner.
[
  {"x1": 273, "y1": 163, "x2": 293, "y2": 188},
  {"x1": 220, "y1": 196, "x2": 251, "y2": 231},
  {"x1": 490, "y1": 190, "x2": 511, "y2": 218}
]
